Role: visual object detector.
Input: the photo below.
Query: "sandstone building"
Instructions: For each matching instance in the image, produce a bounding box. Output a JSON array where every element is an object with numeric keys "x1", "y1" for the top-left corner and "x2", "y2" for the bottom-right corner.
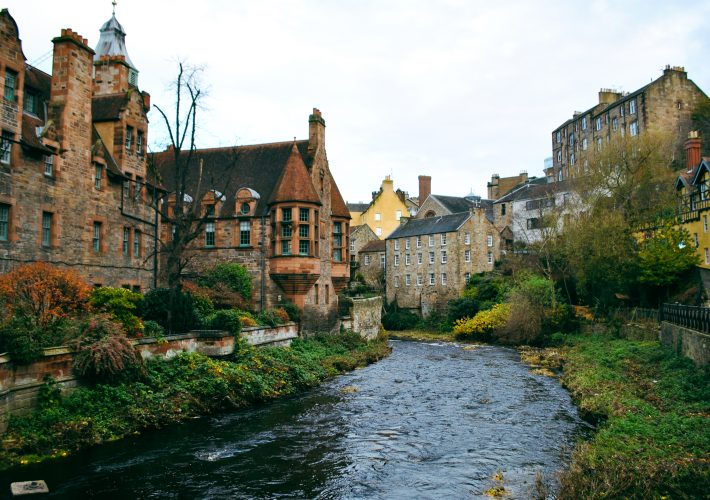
[
  {"x1": 347, "y1": 175, "x2": 414, "y2": 239},
  {"x1": 153, "y1": 109, "x2": 351, "y2": 333},
  {"x1": 349, "y1": 223, "x2": 378, "y2": 264},
  {"x1": 550, "y1": 66, "x2": 708, "y2": 182},
  {"x1": 356, "y1": 239, "x2": 385, "y2": 290},
  {"x1": 0, "y1": 9, "x2": 156, "y2": 290}
]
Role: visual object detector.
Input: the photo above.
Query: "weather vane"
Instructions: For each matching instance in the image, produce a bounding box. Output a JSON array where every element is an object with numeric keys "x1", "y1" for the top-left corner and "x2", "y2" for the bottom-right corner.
[{"x1": 112, "y1": 0, "x2": 117, "y2": 15}]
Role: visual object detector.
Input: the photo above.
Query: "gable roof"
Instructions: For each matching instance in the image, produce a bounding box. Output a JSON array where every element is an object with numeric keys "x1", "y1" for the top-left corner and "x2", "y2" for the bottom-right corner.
[
  {"x1": 347, "y1": 202, "x2": 369, "y2": 212},
  {"x1": 387, "y1": 212, "x2": 471, "y2": 239},
  {"x1": 152, "y1": 140, "x2": 315, "y2": 217},
  {"x1": 494, "y1": 178, "x2": 568, "y2": 203},
  {"x1": 430, "y1": 195, "x2": 477, "y2": 214},
  {"x1": 690, "y1": 158, "x2": 710, "y2": 186},
  {"x1": 269, "y1": 142, "x2": 321, "y2": 205},
  {"x1": 20, "y1": 113, "x2": 52, "y2": 154},
  {"x1": 360, "y1": 240, "x2": 386, "y2": 253},
  {"x1": 330, "y1": 177, "x2": 351, "y2": 218}
]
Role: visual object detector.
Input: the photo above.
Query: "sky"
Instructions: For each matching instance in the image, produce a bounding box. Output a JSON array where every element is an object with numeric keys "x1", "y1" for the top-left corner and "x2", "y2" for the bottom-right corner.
[{"x1": 4, "y1": 0, "x2": 710, "y2": 204}]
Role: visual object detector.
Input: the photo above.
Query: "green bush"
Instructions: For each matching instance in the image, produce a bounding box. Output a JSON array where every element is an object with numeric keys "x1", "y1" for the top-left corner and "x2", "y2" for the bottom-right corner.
[
  {"x1": 279, "y1": 302, "x2": 301, "y2": 323},
  {"x1": 198, "y1": 263, "x2": 252, "y2": 301},
  {"x1": 205, "y1": 309, "x2": 242, "y2": 334},
  {"x1": 382, "y1": 309, "x2": 419, "y2": 331},
  {"x1": 73, "y1": 315, "x2": 145, "y2": 384},
  {"x1": 143, "y1": 320, "x2": 165, "y2": 338},
  {"x1": 447, "y1": 297, "x2": 480, "y2": 324},
  {"x1": 257, "y1": 309, "x2": 283, "y2": 327},
  {"x1": 0, "y1": 317, "x2": 48, "y2": 364},
  {"x1": 138, "y1": 288, "x2": 200, "y2": 333},
  {"x1": 89, "y1": 287, "x2": 144, "y2": 334}
]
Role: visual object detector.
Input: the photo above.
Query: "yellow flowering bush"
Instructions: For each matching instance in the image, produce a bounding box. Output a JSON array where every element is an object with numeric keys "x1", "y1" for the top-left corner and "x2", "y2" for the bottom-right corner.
[{"x1": 453, "y1": 303, "x2": 510, "y2": 340}]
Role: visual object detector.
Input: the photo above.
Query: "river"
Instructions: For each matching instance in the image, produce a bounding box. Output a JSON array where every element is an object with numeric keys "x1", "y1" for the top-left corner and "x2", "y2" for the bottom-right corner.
[{"x1": 1, "y1": 340, "x2": 587, "y2": 499}]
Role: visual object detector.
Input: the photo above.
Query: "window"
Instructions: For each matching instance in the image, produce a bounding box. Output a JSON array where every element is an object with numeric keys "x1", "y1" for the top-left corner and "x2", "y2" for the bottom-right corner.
[
  {"x1": 595, "y1": 117, "x2": 602, "y2": 131},
  {"x1": 570, "y1": 153, "x2": 576, "y2": 166},
  {"x1": 396, "y1": 210, "x2": 402, "y2": 220},
  {"x1": 0, "y1": 204, "x2": 9, "y2": 241},
  {"x1": 629, "y1": 99, "x2": 636, "y2": 115},
  {"x1": 394, "y1": 240, "x2": 399, "y2": 250},
  {"x1": 501, "y1": 204, "x2": 506, "y2": 216},
  {"x1": 620, "y1": 105, "x2": 625, "y2": 117},
  {"x1": 380, "y1": 253, "x2": 385, "y2": 268},
  {"x1": 705, "y1": 248, "x2": 709, "y2": 265},
  {"x1": 429, "y1": 251, "x2": 434, "y2": 264},
  {"x1": 376, "y1": 227, "x2": 382, "y2": 236},
  {"x1": 240, "y1": 202, "x2": 250, "y2": 215},
  {"x1": 487, "y1": 235, "x2": 493, "y2": 247},
  {"x1": 204, "y1": 204, "x2": 215, "y2": 218},
  {"x1": 464, "y1": 272, "x2": 471, "y2": 284},
  {"x1": 205, "y1": 222, "x2": 215, "y2": 247},
  {"x1": 441, "y1": 273, "x2": 447, "y2": 285},
  {"x1": 94, "y1": 164, "x2": 102, "y2": 189},
  {"x1": 556, "y1": 151, "x2": 562, "y2": 163},
  {"x1": 3, "y1": 69, "x2": 17, "y2": 101},
  {"x1": 299, "y1": 240, "x2": 309, "y2": 256},
  {"x1": 41, "y1": 212, "x2": 52, "y2": 247},
  {"x1": 23, "y1": 89, "x2": 39, "y2": 114},
  {"x1": 125, "y1": 126, "x2": 133, "y2": 151},
  {"x1": 416, "y1": 274, "x2": 422, "y2": 286},
  {"x1": 405, "y1": 274, "x2": 411, "y2": 286},
  {"x1": 487, "y1": 251, "x2": 493, "y2": 264},
  {"x1": 441, "y1": 250, "x2": 447, "y2": 264},
  {"x1": 43, "y1": 155, "x2": 54, "y2": 177},
  {"x1": 350, "y1": 239, "x2": 355, "y2": 252},
  {"x1": 394, "y1": 254, "x2": 400, "y2": 266},
  {"x1": 93, "y1": 222, "x2": 102, "y2": 252},
  {"x1": 123, "y1": 227, "x2": 130, "y2": 255},
  {"x1": 1, "y1": 131, "x2": 12, "y2": 164},
  {"x1": 704, "y1": 215, "x2": 707, "y2": 233},
  {"x1": 569, "y1": 133, "x2": 575, "y2": 146},
  {"x1": 612, "y1": 117, "x2": 618, "y2": 131},
  {"x1": 596, "y1": 137, "x2": 602, "y2": 150},
  {"x1": 429, "y1": 273, "x2": 435, "y2": 285},
  {"x1": 240, "y1": 221, "x2": 251, "y2": 246},
  {"x1": 630, "y1": 121, "x2": 638, "y2": 136},
  {"x1": 333, "y1": 248, "x2": 343, "y2": 262},
  {"x1": 582, "y1": 138, "x2": 588, "y2": 151},
  {"x1": 428, "y1": 235, "x2": 434, "y2": 247},
  {"x1": 134, "y1": 177, "x2": 142, "y2": 201},
  {"x1": 694, "y1": 233, "x2": 699, "y2": 248},
  {"x1": 441, "y1": 234, "x2": 447, "y2": 245},
  {"x1": 464, "y1": 249, "x2": 471, "y2": 262},
  {"x1": 299, "y1": 208, "x2": 309, "y2": 222},
  {"x1": 394, "y1": 276, "x2": 400, "y2": 288},
  {"x1": 556, "y1": 131, "x2": 561, "y2": 143},
  {"x1": 282, "y1": 207, "x2": 292, "y2": 222},
  {"x1": 314, "y1": 284, "x2": 319, "y2": 303},
  {"x1": 527, "y1": 218, "x2": 542, "y2": 230},
  {"x1": 282, "y1": 224, "x2": 292, "y2": 238},
  {"x1": 417, "y1": 253, "x2": 423, "y2": 265},
  {"x1": 405, "y1": 239, "x2": 410, "y2": 250},
  {"x1": 136, "y1": 131, "x2": 144, "y2": 155},
  {"x1": 581, "y1": 117, "x2": 587, "y2": 130},
  {"x1": 133, "y1": 229, "x2": 141, "y2": 256},
  {"x1": 299, "y1": 224, "x2": 309, "y2": 238},
  {"x1": 375, "y1": 212, "x2": 381, "y2": 221},
  {"x1": 464, "y1": 232, "x2": 471, "y2": 244},
  {"x1": 416, "y1": 236, "x2": 421, "y2": 248},
  {"x1": 405, "y1": 253, "x2": 411, "y2": 265},
  {"x1": 364, "y1": 254, "x2": 370, "y2": 266},
  {"x1": 282, "y1": 240, "x2": 291, "y2": 255}
]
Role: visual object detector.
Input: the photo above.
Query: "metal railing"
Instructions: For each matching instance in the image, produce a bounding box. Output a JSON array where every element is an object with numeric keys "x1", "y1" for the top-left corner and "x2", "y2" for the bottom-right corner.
[{"x1": 661, "y1": 303, "x2": 710, "y2": 334}]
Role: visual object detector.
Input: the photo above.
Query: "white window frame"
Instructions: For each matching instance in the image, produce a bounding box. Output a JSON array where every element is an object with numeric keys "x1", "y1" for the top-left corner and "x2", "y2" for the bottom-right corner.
[
  {"x1": 416, "y1": 236, "x2": 421, "y2": 248},
  {"x1": 405, "y1": 253, "x2": 411, "y2": 266},
  {"x1": 441, "y1": 250, "x2": 447, "y2": 264},
  {"x1": 44, "y1": 155, "x2": 54, "y2": 177},
  {"x1": 464, "y1": 232, "x2": 471, "y2": 245},
  {"x1": 464, "y1": 249, "x2": 471, "y2": 262},
  {"x1": 416, "y1": 274, "x2": 422, "y2": 286},
  {"x1": 487, "y1": 251, "x2": 493, "y2": 264},
  {"x1": 417, "y1": 253, "x2": 423, "y2": 265},
  {"x1": 441, "y1": 234, "x2": 447, "y2": 245},
  {"x1": 364, "y1": 254, "x2": 370, "y2": 266},
  {"x1": 429, "y1": 251, "x2": 434, "y2": 264},
  {"x1": 405, "y1": 274, "x2": 411, "y2": 286},
  {"x1": 429, "y1": 273, "x2": 435, "y2": 285},
  {"x1": 405, "y1": 239, "x2": 410, "y2": 250},
  {"x1": 629, "y1": 99, "x2": 636, "y2": 115},
  {"x1": 374, "y1": 212, "x2": 381, "y2": 221},
  {"x1": 394, "y1": 240, "x2": 399, "y2": 250},
  {"x1": 428, "y1": 235, "x2": 434, "y2": 247},
  {"x1": 630, "y1": 121, "x2": 638, "y2": 136},
  {"x1": 394, "y1": 254, "x2": 400, "y2": 266},
  {"x1": 487, "y1": 235, "x2": 493, "y2": 247},
  {"x1": 441, "y1": 273, "x2": 447, "y2": 285}
]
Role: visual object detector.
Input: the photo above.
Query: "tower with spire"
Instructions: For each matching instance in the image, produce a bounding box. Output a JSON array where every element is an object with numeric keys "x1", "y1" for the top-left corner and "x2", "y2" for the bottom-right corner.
[{"x1": 93, "y1": 2, "x2": 139, "y2": 95}]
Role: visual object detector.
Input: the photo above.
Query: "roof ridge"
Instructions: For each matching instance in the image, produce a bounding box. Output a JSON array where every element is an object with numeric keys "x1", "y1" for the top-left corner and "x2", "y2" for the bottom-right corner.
[{"x1": 157, "y1": 140, "x2": 309, "y2": 155}]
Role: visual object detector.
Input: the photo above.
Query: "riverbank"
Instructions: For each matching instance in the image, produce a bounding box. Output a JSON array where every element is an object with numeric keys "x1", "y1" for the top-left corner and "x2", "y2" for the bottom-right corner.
[
  {"x1": 544, "y1": 331, "x2": 708, "y2": 499},
  {"x1": 0, "y1": 332, "x2": 391, "y2": 469}
]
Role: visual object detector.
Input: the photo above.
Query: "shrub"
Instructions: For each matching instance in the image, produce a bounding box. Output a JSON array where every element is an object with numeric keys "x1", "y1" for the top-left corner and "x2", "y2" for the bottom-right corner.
[
  {"x1": 139, "y1": 288, "x2": 200, "y2": 333},
  {"x1": 0, "y1": 262, "x2": 90, "y2": 329},
  {"x1": 381, "y1": 309, "x2": 419, "y2": 331},
  {"x1": 198, "y1": 263, "x2": 252, "y2": 303},
  {"x1": 88, "y1": 287, "x2": 144, "y2": 334},
  {"x1": 279, "y1": 302, "x2": 301, "y2": 323},
  {"x1": 274, "y1": 307, "x2": 290, "y2": 324},
  {"x1": 447, "y1": 297, "x2": 480, "y2": 324},
  {"x1": 73, "y1": 315, "x2": 145, "y2": 384},
  {"x1": 453, "y1": 303, "x2": 510, "y2": 340},
  {"x1": 143, "y1": 320, "x2": 165, "y2": 338},
  {"x1": 205, "y1": 309, "x2": 242, "y2": 334},
  {"x1": 240, "y1": 315, "x2": 257, "y2": 328},
  {"x1": 257, "y1": 309, "x2": 283, "y2": 327},
  {"x1": 181, "y1": 282, "x2": 215, "y2": 321}
]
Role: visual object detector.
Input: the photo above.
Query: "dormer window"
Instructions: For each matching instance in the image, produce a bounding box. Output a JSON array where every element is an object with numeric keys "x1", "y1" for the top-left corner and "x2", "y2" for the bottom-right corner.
[{"x1": 23, "y1": 90, "x2": 40, "y2": 115}]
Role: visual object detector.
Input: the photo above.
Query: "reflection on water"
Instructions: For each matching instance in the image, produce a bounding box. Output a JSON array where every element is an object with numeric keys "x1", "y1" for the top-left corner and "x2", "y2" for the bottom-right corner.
[{"x1": 0, "y1": 340, "x2": 587, "y2": 499}]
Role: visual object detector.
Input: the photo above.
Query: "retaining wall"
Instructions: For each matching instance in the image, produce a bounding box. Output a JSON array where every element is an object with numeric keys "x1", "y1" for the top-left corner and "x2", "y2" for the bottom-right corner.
[
  {"x1": 350, "y1": 296, "x2": 383, "y2": 340},
  {"x1": 660, "y1": 321, "x2": 710, "y2": 366},
  {"x1": 0, "y1": 323, "x2": 298, "y2": 432}
]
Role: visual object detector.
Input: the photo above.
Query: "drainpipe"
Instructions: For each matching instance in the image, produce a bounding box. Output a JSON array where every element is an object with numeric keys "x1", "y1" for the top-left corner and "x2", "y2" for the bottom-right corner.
[{"x1": 260, "y1": 215, "x2": 266, "y2": 312}]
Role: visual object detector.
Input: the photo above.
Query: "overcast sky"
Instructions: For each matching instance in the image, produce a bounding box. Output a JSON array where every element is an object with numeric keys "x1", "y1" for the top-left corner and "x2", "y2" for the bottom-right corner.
[{"x1": 5, "y1": 0, "x2": 710, "y2": 203}]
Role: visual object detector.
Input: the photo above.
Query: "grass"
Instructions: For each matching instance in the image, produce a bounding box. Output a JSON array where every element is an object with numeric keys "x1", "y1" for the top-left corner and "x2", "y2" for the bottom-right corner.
[
  {"x1": 0, "y1": 332, "x2": 391, "y2": 469},
  {"x1": 387, "y1": 329, "x2": 456, "y2": 342},
  {"x1": 555, "y1": 331, "x2": 710, "y2": 499}
]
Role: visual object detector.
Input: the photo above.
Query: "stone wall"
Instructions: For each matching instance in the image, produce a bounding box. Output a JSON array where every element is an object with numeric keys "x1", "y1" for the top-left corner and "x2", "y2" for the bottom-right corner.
[
  {"x1": 660, "y1": 321, "x2": 710, "y2": 366},
  {"x1": 350, "y1": 296, "x2": 383, "y2": 340},
  {"x1": 0, "y1": 323, "x2": 298, "y2": 432}
]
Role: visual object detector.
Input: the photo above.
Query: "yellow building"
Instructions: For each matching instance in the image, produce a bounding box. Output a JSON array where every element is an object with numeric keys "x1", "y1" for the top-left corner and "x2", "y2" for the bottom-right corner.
[
  {"x1": 673, "y1": 132, "x2": 710, "y2": 269},
  {"x1": 347, "y1": 176, "x2": 412, "y2": 239}
]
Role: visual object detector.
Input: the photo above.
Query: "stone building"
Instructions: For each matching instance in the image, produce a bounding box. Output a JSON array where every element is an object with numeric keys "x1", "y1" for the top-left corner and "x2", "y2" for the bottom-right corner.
[
  {"x1": 385, "y1": 208, "x2": 499, "y2": 316},
  {"x1": 153, "y1": 109, "x2": 351, "y2": 333},
  {"x1": 356, "y1": 239, "x2": 385, "y2": 290},
  {"x1": 487, "y1": 171, "x2": 530, "y2": 200},
  {"x1": 550, "y1": 66, "x2": 708, "y2": 182},
  {"x1": 0, "y1": 9, "x2": 156, "y2": 290},
  {"x1": 347, "y1": 175, "x2": 413, "y2": 238},
  {"x1": 349, "y1": 223, "x2": 378, "y2": 264}
]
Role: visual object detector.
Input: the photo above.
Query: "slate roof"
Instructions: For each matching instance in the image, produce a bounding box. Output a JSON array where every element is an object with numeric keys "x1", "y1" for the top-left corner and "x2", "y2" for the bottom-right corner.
[
  {"x1": 494, "y1": 178, "x2": 567, "y2": 204},
  {"x1": 92, "y1": 126, "x2": 124, "y2": 177},
  {"x1": 360, "y1": 240, "x2": 386, "y2": 253},
  {"x1": 430, "y1": 195, "x2": 477, "y2": 214},
  {"x1": 25, "y1": 66, "x2": 51, "y2": 103},
  {"x1": 20, "y1": 113, "x2": 52, "y2": 154},
  {"x1": 347, "y1": 202, "x2": 369, "y2": 212},
  {"x1": 387, "y1": 212, "x2": 471, "y2": 239},
  {"x1": 330, "y1": 179, "x2": 351, "y2": 218},
  {"x1": 92, "y1": 94, "x2": 128, "y2": 122}
]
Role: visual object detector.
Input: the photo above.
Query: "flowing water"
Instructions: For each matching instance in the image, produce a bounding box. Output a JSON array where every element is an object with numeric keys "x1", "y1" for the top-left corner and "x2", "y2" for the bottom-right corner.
[{"x1": 1, "y1": 341, "x2": 588, "y2": 499}]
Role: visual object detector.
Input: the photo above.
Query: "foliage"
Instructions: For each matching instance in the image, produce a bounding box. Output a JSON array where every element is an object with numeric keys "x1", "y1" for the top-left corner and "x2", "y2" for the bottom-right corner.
[
  {"x1": 279, "y1": 302, "x2": 301, "y2": 323},
  {"x1": 417, "y1": 309, "x2": 452, "y2": 333},
  {"x1": 72, "y1": 315, "x2": 145, "y2": 384},
  {"x1": 453, "y1": 303, "x2": 510, "y2": 340},
  {"x1": 142, "y1": 320, "x2": 165, "y2": 338},
  {"x1": 691, "y1": 97, "x2": 710, "y2": 157},
  {"x1": 0, "y1": 317, "x2": 50, "y2": 364},
  {"x1": 1, "y1": 333, "x2": 390, "y2": 466},
  {"x1": 557, "y1": 332, "x2": 710, "y2": 499},
  {"x1": 381, "y1": 303, "x2": 419, "y2": 331},
  {"x1": 447, "y1": 297, "x2": 480, "y2": 324},
  {"x1": 273, "y1": 308, "x2": 290, "y2": 324},
  {"x1": 637, "y1": 224, "x2": 700, "y2": 287},
  {"x1": 88, "y1": 287, "x2": 144, "y2": 334},
  {"x1": 198, "y1": 263, "x2": 252, "y2": 302},
  {"x1": 257, "y1": 309, "x2": 285, "y2": 327},
  {"x1": 138, "y1": 288, "x2": 200, "y2": 333},
  {"x1": 0, "y1": 262, "x2": 89, "y2": 329},
  {"x1": 204, "y1": 309, "x2": 242, "y2": 334},
  {"x1": 181, "y1": 282, "x2": 215, "y2": 321}
]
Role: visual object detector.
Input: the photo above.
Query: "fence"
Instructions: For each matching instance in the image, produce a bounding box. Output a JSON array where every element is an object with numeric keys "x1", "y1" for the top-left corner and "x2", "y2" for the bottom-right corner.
[
  {"x1": 661, "y1": 303, "x2": 710, "y2": 334},
  {"x1": 612, "y1": 307, "x2": 659, "y2": 323}
]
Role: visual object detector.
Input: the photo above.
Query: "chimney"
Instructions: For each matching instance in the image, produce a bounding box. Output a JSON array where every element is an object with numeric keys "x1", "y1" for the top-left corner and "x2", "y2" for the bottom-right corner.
[
  {"x1": 686, "y1": 131, "x2": 702, "y2": 169},
  {"x1": 141, "y1": 91, "x2": 151, "y2": 112},
  {"x1": 307, "y1": 108, "x2": 325, "y2": 157},
  {"x1": 418, "y1": 175, "x2": 431, "y2": 205},
  {"x1": 598, "y1": 88, "x2": 621, "y2": 105}
]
